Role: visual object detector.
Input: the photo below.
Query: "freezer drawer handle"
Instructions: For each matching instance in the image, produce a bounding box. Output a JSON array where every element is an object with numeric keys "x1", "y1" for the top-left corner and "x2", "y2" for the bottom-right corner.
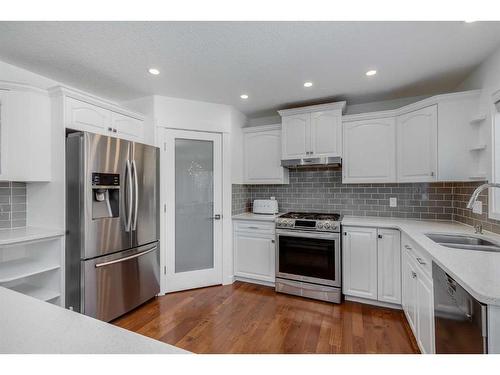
[{"x1": 95, "y1": 245, "x2": 157, "y2": 268}]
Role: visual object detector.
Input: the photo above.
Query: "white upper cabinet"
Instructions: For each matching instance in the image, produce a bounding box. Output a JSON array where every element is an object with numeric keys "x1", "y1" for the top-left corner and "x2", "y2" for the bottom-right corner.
[
  {"x1": 281, "y1": 113, "x2": 310, "y2": 159},
  {"x1": 397, "y1": 105, "x2": 438, "y2": 182},
  {"x1": 310, "y1": 110, "x2": 342, "y2": 157},
  {"x1": 0, "y1": 83, "x2": 51, "y2": 182},
  {"x1": 65, "y1": 97, "x2": 111, "y2": 134},
  {"x1": 52, "y1": 86, "x2": 146, "y2": 143},
  {"x1": 111, "y1": 112, "x2": 144, "y2": 142},
  {"x1": 243, "y1": 125, "x2": 289, "y2": 184},
  {"x1": 342, "y1": 117, "x2": 396, "y2": 183},
  {"x1": 279, "y1": 102, "x2": 346, "y2": 160},
  {"x1": 342, "y1": 91, "x2": 480, "y2": 183}
]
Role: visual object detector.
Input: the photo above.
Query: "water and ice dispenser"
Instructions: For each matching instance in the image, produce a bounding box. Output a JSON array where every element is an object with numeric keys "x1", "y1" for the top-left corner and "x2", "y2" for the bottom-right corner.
[{"x1": 91, "y1": 173, "x2": 120, "y2": 219}]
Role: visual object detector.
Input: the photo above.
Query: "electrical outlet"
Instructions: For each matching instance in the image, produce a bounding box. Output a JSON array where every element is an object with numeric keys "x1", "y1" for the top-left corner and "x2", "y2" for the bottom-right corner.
[
  {"x1": 472, "y1": 201, "x2": 483, "y2": 215},
  {"x1": 389, "y1": 197, "x2": 397, "y2": 207}
]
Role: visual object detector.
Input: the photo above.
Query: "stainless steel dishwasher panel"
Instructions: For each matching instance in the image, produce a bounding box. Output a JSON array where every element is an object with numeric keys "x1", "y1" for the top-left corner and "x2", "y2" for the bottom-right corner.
[
  {"x1": 433, "y1": 262, "x2": 487, "y2": 353},
  {"x1": 83, "y1": 242, "x2": 160, "y2": 322}
]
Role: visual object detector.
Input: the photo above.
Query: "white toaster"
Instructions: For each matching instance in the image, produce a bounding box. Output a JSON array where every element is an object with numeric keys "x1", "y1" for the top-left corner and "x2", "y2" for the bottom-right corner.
[{"x1": 253, "y1": 199, "x2": 279, "y2": 215}]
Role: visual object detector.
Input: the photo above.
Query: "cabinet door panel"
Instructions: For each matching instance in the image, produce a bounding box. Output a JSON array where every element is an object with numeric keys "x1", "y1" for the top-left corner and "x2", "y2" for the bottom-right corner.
[
  {"x1": 311, "y1": 110, "x2": 342, "y2": 157},
  {"x1": 342, "y1": 227, "x2": 378, "y2": 300},
  {"x1": 112, "y1": 112, "x2": 144, "y2": 141},
  {"x1": 65, "y1": 97, "x2": 110, "y2": 134},
  {"x1": 402, "y1": 250, "x2": 418, "y2": 334},
  {"x1": 282, "y1": 114, "x2": 310, "y2": 159},
  {"x1": 417, "y1": 271, "x2": 435, "y2": 354},
  {"x1": 342, "y1": 118, "x2": 396, "y2": 183},
  {"x1": 244, "y1": 129, "x2": 287, "y2": 184},
  {"x1": 234, "y1": 232, "x2": 275, "y2": 283},
  {"x1": 397, "y1": 105, "x2": 437, "y2": 182},
  {"x1": 377, "y1": 229, "x2": 401, "y2": 304}
]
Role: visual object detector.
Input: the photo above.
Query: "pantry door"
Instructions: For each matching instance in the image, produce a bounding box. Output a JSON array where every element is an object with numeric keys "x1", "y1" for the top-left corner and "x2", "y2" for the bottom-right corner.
[{"x1": 163, "y1": 129, "x2": 223, "y2": 292}]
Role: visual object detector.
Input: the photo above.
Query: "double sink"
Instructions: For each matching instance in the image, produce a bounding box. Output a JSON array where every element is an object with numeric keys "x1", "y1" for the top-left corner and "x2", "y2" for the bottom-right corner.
[{"x1": 426, "y1": 233, "x2": 500, "y2": 253}]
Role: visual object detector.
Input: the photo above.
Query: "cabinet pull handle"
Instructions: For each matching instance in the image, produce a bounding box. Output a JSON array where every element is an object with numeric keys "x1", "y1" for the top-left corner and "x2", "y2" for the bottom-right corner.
[
  {"x1": 108, "y1": 127, "x2": 113, "y2": 132},
  {"x1": 430, "y1": 171, "x2": 435, "y2": 177},
  {"x1": 378, "y1": 234, "x2": 383, "y2": 239},
  {"x1": 404, "y1": 244, "x2": 412, "y2": 250},
  {"x1": 416, "y1": 257, "x2": 426, "y2": 265},
  {"x1": 271, "y1": 239, "x2": 275, "y2": 243},
  {"x1": 344, "y1": 232, "x2": 347, "y2": 236},
  {"x1": 248, "y1": 226, "x2": 259, "y2": 229}
]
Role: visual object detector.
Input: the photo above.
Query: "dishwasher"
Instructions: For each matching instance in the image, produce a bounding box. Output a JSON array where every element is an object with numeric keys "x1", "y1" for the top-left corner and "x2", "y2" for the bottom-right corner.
[{"x1": 433, "y1": 262, "x2": 488, "y2": 353}]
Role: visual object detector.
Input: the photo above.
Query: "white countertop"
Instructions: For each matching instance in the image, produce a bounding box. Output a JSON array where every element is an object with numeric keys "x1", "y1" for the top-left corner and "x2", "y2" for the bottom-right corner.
[
  {"x1": 342, "y1": 216, "x2": 500, "y2": 306},
  {"x1": 0, "y1": 226, "x2": 64, "y2": 246},
  {"x1": 232, "y1": 212, "x2": 282, "y2": 221},
  {"x1": 0, "y1": 287, "x2": 189, "y2": 354}
]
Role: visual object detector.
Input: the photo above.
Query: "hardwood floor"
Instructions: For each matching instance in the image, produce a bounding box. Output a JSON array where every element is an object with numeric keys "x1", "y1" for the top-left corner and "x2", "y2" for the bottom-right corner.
[{"x1": 113, "y1": 281, "x2": 419, "y2": 354}]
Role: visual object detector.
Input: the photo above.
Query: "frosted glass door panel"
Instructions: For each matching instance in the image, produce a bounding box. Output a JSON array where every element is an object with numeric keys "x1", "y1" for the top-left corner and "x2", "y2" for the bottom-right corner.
[{"x1": 175, "y1": 139, "x2": 214, "y2": 273}]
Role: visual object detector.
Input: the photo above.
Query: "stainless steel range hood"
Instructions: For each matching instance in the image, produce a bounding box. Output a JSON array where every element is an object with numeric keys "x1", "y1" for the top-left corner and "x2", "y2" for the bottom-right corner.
[{"x1": 281, "y1": 156, "x2": 342, "y2": 168}]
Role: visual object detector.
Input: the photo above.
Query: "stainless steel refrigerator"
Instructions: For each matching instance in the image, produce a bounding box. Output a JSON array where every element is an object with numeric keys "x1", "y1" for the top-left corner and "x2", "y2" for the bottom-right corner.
[{"x1": 66, "y1": 131, "x2": 160, "y2": 322}]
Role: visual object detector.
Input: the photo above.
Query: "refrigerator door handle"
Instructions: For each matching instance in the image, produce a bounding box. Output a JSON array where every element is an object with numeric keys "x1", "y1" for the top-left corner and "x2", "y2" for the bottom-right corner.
[
  {"x1": 125, "y1": 160, "x2": 133, "y2": 232},
  {"x1": 94, "y1": 244, "x2": 157, "y2": 268},
  {"x1": 132, "y1": 159, "x2": 139, "y2": 231}
]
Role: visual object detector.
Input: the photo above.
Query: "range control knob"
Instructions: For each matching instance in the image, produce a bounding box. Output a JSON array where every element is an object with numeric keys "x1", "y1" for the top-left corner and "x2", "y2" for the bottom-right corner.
[
  {"x1": 317, "y1": 222, "x2": 324, "y2": 230},
  {"x1": 324, "y1": 222, "x2": 331, "y2": 230}
]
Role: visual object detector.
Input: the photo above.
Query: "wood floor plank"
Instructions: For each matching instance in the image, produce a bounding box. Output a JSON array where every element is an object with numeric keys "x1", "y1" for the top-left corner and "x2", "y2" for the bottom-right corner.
[{"x1": 113, "y1": 281, "x2": 419, "y2": 354}]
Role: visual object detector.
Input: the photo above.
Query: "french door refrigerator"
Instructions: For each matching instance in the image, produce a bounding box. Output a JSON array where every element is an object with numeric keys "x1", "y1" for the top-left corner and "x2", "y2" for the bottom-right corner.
[{"x1": 66, "y1": 131, "x2": 160, "y2": 322}]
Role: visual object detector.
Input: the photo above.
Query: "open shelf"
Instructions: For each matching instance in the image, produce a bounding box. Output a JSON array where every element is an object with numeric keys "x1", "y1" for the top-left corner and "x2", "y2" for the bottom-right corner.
[
  {"x1": 469, "y1": 144, "x2": 487, "y2": 151},
  {"x1": 8, "y1": 283, "x2": 60, "y2": 302},
  {"x1": 470, "y1": 115, "x2": 487, "y2": 125},
  {"x1": 0, "y1": 258, "x2": 60, "y2": 283}
]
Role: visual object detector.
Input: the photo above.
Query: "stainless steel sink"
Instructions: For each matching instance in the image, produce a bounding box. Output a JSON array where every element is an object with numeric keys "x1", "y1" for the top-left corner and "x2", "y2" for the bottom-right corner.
[{"x1": 425, "y1": 233, "x2": 500, "y2": 252}]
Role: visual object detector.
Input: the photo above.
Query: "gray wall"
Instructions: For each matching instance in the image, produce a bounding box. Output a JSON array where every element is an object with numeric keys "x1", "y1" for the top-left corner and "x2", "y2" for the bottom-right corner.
[{"x1": 0, "y1": 182, "x2": 27, "y2": 228}]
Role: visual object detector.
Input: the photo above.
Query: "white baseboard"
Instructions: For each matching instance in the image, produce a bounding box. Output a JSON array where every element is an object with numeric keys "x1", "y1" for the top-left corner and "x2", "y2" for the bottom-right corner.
[
  {"x1": 223, "y1": 275, "x2": 235, "y2": 285},
  {"x1": 234, "y1": 276, "x2": 275, "y2": 288},
  {"x1": 345, "y1": 295, "x2": 402, "y2": 310}
]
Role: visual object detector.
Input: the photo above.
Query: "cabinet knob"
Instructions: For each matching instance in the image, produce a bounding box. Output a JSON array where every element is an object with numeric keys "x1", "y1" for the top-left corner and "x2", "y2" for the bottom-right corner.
[
  {"x1": 378, "y1": 234, "x2": 382, "y2": 239},
  {"x1": 411, "y1": 271, "x2": 417, "y2": 279},
  {"x1": 344, "y1": 232, "x2": 347, "y2": 236},
  {"x1": 113, "y1": 128, "x2": 117, "y2": 133},
  {"x1": 271, "y1": 239, "x2": 275, "y2": 243},
  {"x1": 430, "y1": 171, "x2": 435, "y2": 177},
  {"x1": 108, "y1": 127, "x2": 113, "y2": 132}
]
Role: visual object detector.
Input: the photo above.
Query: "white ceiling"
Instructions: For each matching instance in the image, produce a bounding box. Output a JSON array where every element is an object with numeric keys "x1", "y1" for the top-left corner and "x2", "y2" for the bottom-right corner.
[{"x1": 0, "y1": 21, "x2": 500, "y2": 117}]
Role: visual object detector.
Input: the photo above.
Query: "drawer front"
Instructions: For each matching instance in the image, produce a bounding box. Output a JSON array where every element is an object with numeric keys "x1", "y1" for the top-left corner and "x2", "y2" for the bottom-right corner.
[
  {"x1": 402, "y1": 234, "x2": 432, "y2": 277},
  {"x1": 234, "y1": 220, "x2": 275, "y2": 234}
]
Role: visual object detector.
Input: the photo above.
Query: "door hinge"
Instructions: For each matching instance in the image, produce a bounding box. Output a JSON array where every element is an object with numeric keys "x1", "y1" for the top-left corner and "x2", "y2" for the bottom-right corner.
[
  {"x1": 164, "y1": 266, "x2": 167, "y2": 274},
  {"x1": 164, "y1": 203, "x2": 166, "y2": 213},
  {"x1": 164, "y1": 142, "x2": 167, "y2": 151}
]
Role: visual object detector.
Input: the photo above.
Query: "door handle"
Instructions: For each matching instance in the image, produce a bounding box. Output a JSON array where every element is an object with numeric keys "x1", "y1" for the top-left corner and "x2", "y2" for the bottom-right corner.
[
  {"x1": 95, "y1": 245, "x2": 157, "y2": 268},
  {"x1": 213, "y1": 214, "x2": 221, "y2": 220},
  {"x1": 131, "y1": 159, "x2": 139, "y2": 231},
  {"x1": 125, "y1": 160, "x2": 133, "y2": 232}
]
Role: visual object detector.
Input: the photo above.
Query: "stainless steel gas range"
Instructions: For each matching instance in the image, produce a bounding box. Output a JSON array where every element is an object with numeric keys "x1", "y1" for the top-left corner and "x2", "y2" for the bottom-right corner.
[{"x1": 275, "y1": 212, "x2": 342, "y2": 303}]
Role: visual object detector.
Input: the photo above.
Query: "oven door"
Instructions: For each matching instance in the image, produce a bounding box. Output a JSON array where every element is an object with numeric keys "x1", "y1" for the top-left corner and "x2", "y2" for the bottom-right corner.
[{"x1": 276, "y1": 229, "x2": 341, "y2": 287}]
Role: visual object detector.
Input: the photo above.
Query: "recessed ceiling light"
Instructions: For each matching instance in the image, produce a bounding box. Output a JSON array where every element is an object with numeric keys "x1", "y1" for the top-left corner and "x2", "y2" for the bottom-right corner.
[
  {"x1": 304, "y1": 81, "x2": 313, "y2": 88},
  {"x1": 464, "y1": 20, "x2": 477, "y2": 23},
  {"x1": 366, "y1": 70, "x2": 377, "y2": 76},
  {"x1": 148, "y1": 68, "x2": 160, "y2": 75},
  {"x1": 240, "y1": 94, "x2": 249, "y2": 99}
]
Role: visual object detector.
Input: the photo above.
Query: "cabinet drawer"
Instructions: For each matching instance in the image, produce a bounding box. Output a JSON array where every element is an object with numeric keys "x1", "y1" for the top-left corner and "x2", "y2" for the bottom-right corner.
[
  {"x1": 402, "y1": 234, "x2": 432, "y2": 277},
  {"x1": 234, "y1": 220, "x2": 275, "y2": 234}
]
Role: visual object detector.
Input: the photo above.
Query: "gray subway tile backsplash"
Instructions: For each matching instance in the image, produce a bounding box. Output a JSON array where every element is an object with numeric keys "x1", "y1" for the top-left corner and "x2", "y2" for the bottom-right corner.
[
  {"x1": 0, "y1": 182, "x2": 27, "y2": 229},
  {"x1": 232, "y1": 168, "x2": 500, "y2": 232}
]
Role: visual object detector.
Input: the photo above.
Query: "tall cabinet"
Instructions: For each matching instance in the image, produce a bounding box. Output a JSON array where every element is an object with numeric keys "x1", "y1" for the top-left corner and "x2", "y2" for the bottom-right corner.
[{"x1": 279, "y1": 102, "x2": 346, "y2": 160}]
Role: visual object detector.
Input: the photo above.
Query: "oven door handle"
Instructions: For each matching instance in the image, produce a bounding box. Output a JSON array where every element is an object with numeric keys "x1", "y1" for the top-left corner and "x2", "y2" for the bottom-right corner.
[{"x1": 276, "y1": 230, "x2": 339, "y2": 240}]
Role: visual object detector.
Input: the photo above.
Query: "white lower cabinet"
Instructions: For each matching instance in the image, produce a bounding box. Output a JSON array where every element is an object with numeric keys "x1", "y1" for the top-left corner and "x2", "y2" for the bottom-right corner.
[
  {"x1": 233, "y1": 220, "x2": 275, "y2": 284},
  {"x1": 377, "y1": 229, "x2": 402, "y2": 304},
  {"x1": 401, "y1": 235, "x2": 435, "y2": 354},
  {"x1": 342, "y1": 227, "x2": 378, "y2": 299},
  {"x1": 342, "y1": 226, "x2": 401, "y2": 304}
]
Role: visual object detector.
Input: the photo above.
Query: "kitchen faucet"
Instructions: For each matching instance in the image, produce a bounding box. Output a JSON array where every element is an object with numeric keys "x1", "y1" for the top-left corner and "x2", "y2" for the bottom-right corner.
[{"x1": 466, "y1": 183, "x2": 500, "y2": 209}]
